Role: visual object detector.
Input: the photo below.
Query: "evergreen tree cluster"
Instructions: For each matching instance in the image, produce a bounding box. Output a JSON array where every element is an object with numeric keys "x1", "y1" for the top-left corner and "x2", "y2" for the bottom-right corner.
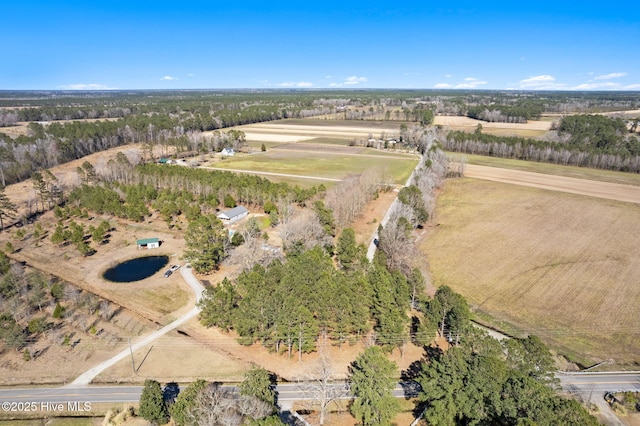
[
  {"x1": 416, "y1": 332, "x2": 598, "y2": 425},
  {"x1": 466, "y1": 102, "x2": 544, "y2": 123},
  {"x1": 198, "y1": 244, "x2": 416, "y2": 355}
]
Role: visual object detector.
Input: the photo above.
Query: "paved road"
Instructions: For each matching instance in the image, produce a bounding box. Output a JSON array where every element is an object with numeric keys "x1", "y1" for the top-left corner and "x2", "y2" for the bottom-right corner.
[
  {"x1": 558, "y1": 371, "x2": 640, "y2": 394},
  {"x1": 1, "y1": 375, "x2": 637, "y2": 425},
  {"x1": 0, "y1": 382, "x2": 418, "y2": 406},
  {"x1": 68, "y1": 265, "x2": 204, "y2": 386},
  {"x1": 557, "y1": 372, "x2": 640, "y2": 426}
]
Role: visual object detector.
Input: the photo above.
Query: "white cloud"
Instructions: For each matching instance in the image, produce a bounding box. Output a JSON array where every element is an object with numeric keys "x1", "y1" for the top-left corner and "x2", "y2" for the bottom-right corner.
[
  {"x1": 328, "y1": 75, "x2": 368, "y2": 87},
  {"x1": 518, "y1": 75, "x2": 566, "y2": 90},
  {"x1": 58, "y1": 83, "x2": 117, "y2": 90},
  {"x1": 520, "y1": 75, "x2": 555, "y2": 85},
  {"x1": 187, "y1": 73, "x2": 195, "y2": 77},
  {"x1": 572, "y1": 82, "x2": 621, "y2": 90},
  {"x1": 444, "y1": 74, "x2": 452, "y2": 78},
  {"x1": 625, "y1": 84, "x2": 640, "y2": 90},
  {"x1": 594, "y1": 72, "x2": 627, "y2": 80},
  {"x1": 433, "y1": 77, "x2": 486, "y2": 89},
  {"x1": 344, "y1": 76, "x2": 367, "y2": 85},
  {"x1": 161, "y1": 75, "x2": 179, "y2": 81},
  {"x1": 455, "y1": 77, "x2": 487, "y2": 89},
  {"x1": 325, "y1": 75, "x2": 332, "y2": 79},
  {"x1": 278, "y1": 81, "x2": 313, "y2": 88}
]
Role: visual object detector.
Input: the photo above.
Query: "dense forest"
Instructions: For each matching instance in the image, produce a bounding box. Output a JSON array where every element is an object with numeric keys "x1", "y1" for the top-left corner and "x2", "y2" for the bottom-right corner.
[{"x1": 1, "y1": 90, "x2": 639, "y2": 187}]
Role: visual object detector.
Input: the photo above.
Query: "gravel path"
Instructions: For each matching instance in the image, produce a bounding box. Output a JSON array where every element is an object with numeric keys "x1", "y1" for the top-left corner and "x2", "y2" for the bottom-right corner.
[{"x1": 67, "y1": 265, "x2": 204, "y2": 387}]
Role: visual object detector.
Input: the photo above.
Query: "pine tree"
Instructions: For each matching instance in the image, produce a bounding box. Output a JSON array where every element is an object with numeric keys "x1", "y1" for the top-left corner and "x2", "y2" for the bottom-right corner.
[
  {"x1": 0, "y1": 186, "x2": 17, "y2": 230},
  {"x1": 240, "y1": 367, "x2": 276, "y2": 408},
  {"x1": 184, "y1": 214, "x2": 227, "y2": 273},
  {"x1": 139, "y1": 379, "x2": 169, "y2": 425},
  {"x1": 349, "y1": 346, "x2": 400, "y2": 425},
  {"x1": 170, "y1": 379, "x2": 207, "y2": 426}
]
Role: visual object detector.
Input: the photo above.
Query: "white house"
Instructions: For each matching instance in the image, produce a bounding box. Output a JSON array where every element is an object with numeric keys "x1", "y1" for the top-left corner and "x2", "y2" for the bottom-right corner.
[
  {"x1": 217, "y1": 206, "x2": 248, "y2": 224},
  {"x1": 221, "y1": 148, "x2": 235, "y2": 157}
]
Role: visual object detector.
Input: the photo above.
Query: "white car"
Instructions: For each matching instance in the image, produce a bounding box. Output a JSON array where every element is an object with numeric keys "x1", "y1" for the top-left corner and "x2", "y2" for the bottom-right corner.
[{"x1": 169, "y1": 264, "x2": 181, "y2": 272}]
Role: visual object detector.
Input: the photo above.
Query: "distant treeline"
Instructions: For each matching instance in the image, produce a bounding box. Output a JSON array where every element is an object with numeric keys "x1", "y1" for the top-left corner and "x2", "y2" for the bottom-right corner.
[
  {"x1": 443, "y1": 114, "x2": 640, "y2": 173},
  {"x1": 466, "y1": 102, "x2": 544, "y2": 123}
]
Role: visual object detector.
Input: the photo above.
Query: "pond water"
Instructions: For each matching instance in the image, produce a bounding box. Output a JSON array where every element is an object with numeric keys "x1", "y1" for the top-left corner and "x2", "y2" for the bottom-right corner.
[{"x1": 103, "y1": 255, "x2": 169, "y2": 282}]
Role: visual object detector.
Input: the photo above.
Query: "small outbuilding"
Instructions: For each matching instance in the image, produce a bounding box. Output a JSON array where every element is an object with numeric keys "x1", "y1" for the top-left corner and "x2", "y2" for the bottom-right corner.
[
  {"x1": 137, "y1": 237, "x2": 160, "y2": 249},
  {"x1": 217, "y1": 206, "x2": 249, "y2": 224},
  {"x1": 221, "y1": 148, "x2": 235, "y2": 157}
]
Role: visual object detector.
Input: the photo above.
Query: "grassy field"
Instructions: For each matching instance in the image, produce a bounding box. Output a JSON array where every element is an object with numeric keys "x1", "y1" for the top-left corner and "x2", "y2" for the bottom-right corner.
[
  {"x1": 297, "y1": 137, "x2": 353, "y2": 145},
  {"x1": 454, "y1": 153, "x2": 640, "y2": 187},
  {"x1": 420, "y1": 178, "x2": 640, "y2": 366},
  {"x1": 213, "y1": 150, "x2": 418, "y2": 184}
]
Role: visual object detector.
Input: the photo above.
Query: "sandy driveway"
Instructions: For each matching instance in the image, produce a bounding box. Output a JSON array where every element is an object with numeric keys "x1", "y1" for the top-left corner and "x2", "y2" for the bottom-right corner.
[
  {"x1": 464, "y1": 164, "x2": 640, "y2": 204},
  {"x1": 68, "y1": 265, "x2": 204, "y2": 386}
]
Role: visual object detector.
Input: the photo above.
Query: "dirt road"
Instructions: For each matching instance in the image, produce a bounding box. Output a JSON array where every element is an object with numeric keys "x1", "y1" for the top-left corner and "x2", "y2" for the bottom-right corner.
[
  {"x1": 464, "y1": 164, "x2": 640, "y2": 204},
  {"x1": 68, "y1": 265, "x2": 204, "y2": 386}
]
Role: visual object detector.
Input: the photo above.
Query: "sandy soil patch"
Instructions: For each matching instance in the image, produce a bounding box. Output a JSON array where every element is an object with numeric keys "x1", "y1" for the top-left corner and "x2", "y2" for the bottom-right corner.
[
  {"x1": 4, "y1": 209, "x2": 191, "y2": 325},
  {"x1": 234, "y1": 132, "x2": 316, "y2": 143},
  {"x1": 0, "y1": 302, "x2": 157, "y2": 386},
  {"x1": 233, "y1": 123, "x2": 399, "y2": 139},
  {"x1": 434, "y1": 115, "x2": 553, "y2": 130},
  {"x1": 95, "y1": 319, "x2": 249, "y2": 384}
]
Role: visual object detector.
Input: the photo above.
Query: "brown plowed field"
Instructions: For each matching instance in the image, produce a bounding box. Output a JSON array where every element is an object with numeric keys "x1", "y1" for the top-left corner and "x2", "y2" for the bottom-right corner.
[
  {"x1": 464, "y1": 164, "x2": 640, "y2": 204},
  {"x1": 421, "y1": 178, "x2": 640, "y2": 365}
]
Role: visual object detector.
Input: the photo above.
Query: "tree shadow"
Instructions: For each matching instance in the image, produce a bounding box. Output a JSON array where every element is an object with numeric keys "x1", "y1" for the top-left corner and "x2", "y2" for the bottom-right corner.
[{"x1": 163, "y1": 381, "x2": 180, "y2": 405}]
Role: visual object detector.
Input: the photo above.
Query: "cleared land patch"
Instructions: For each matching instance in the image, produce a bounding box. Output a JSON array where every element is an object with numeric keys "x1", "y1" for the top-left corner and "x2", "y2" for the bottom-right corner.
[
  {"x1": 456, "y1": 153, "x2": 640, "y2": 187},
  {"x1": 213, "y1": 149, "x2": 418, "y2": 184},
  {"x1": 463, "y1": 164, "x2": 640, "y2": 204},
  {"x1": 421, "y1": 178, "x2": 640, "y2": 366}
]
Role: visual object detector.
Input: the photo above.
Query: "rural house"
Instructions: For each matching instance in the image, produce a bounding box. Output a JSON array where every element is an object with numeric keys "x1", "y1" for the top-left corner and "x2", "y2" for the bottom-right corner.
[
  {"x1": 221, "y1": 147, "x2": 235, "y2": 157},
  {"x1": 217, "y1": 206, "x2": 248, "y2": 224},
  {"x1": 137, "y1": 237, "x2": 160, "y2": 249}
]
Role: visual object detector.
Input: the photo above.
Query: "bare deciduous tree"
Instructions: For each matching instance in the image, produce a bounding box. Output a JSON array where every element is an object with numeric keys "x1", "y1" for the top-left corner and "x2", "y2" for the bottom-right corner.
[
  {"x1": 298, "y1": 350, "x2": 348, "y2": 425},
  {"x1": 287, "y1": 210, "x2": 332, "y2": 251},
  {"x1": 188, "y1": 384, "x2": 273, "y2": 426},
  {"x1": 275, "y1": 198, "x2": 296, "y2": 247}
]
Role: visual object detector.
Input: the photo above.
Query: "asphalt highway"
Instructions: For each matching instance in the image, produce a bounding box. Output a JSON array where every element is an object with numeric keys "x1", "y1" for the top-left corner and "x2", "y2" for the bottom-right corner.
[{"x1": 2, "y1": 374, "x2": 637, "y2": 406}]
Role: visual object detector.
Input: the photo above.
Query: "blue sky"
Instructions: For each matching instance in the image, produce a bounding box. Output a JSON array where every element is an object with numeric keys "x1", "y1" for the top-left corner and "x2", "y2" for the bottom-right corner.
[{"x1": 2, "y1": 1, "x2": 639, "y2": 91}]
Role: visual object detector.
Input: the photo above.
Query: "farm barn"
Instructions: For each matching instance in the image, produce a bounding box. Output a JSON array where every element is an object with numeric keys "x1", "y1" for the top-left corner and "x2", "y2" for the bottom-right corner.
[{"x1": 137, "y1": 237, "x2": 160, "y2": 249}]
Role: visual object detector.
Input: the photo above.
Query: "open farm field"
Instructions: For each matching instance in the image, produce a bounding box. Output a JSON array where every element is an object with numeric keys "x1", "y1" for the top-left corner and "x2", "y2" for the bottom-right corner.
[
  {"x1": 211, "y1": 147, "x2": 418, "y2": 184},
  {"x1": 233, "y1": 120, "x2": 401, "y2": 140},
  {"x1": 420, "y1": 178, "x2": 640, "y2": 366},
  {"x1": 456, "y1": 153, "x2": 640, "y2": 186},
  {"x1": 434, "y1": 115, "x2": 552, "y2": 137}
]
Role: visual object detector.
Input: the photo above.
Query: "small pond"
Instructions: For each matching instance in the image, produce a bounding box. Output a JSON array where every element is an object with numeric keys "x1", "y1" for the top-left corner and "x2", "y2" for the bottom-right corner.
[{"x1": 103, "y1": 255, "x2": 169, "y2": 282}]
